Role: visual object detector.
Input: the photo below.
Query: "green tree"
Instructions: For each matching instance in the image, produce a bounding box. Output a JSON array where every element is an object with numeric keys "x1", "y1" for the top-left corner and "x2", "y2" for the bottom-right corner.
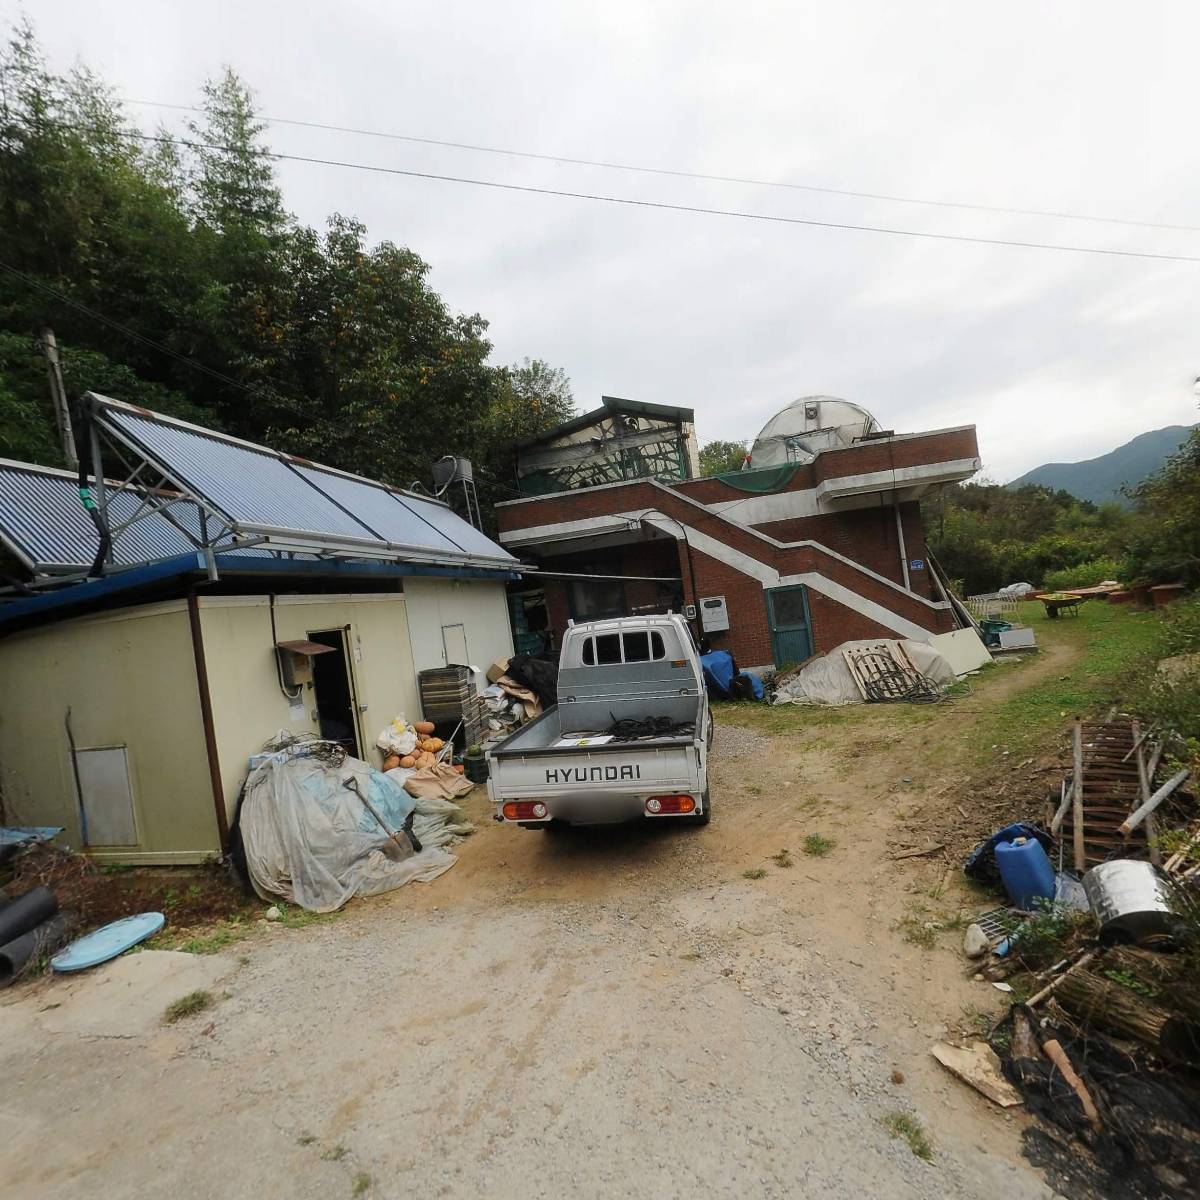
[
  {"x1": 699, "y1": 439, "x2": 747, "y2": 476},
  {"x1": 1122, "y1": 423, "x2": 1200, "y2": 586},
  {"x1": 0, "y1": 18, "x2": 571, "y2": 545}
]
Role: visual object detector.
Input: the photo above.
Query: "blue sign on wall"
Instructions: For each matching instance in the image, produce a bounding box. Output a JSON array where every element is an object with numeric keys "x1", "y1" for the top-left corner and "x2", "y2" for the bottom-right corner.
[{"x1": 909, "y1": 559, "x2": 926, "y2": 571}]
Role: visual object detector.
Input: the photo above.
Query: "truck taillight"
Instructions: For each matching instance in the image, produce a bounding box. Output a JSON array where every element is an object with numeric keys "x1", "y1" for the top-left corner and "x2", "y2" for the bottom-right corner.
[
  {"x1": 502, "y1": 801, "x2": 548, "y2": 821},
  {"x1": 645, "y1": 794, "x2": 696, "y2": 816}
]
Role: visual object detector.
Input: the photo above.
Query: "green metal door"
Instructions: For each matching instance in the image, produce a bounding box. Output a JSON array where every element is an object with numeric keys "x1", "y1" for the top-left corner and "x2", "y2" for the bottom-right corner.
[{"x1": 765, "y1": 585, "x2": 813, "y2": 668}]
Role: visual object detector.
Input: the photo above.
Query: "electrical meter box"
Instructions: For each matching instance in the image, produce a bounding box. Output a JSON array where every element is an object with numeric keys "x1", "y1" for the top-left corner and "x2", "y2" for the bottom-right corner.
[
  {"x1": 699, "y1": 595, "x2": 730, "y2": 633},
  {"x1": 275, "y1": 639, "x2": 335, "y2": 689}
]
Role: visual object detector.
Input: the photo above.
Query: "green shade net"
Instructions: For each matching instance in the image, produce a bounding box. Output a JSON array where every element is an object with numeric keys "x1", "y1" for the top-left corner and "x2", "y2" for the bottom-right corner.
[{"x1": 712, "y1": 464, "x2": 802, "y2": 493}]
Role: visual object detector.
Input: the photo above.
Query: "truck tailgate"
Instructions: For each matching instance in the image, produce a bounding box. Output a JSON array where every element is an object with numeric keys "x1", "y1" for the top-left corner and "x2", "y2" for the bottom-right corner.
[{"x1": 488, "y1": 742, "x2": 700, "y2": 800}]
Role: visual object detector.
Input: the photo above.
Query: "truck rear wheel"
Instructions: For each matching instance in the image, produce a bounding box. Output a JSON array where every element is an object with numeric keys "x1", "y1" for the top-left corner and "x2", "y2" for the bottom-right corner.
[{"x1": 690, "y1": 789, "x2": 711, "y2": 826}]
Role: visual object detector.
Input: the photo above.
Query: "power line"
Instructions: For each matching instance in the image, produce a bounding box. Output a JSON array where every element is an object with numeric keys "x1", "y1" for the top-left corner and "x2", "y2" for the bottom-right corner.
[
  {"x1": 103, "y1": 128, "x2": 1200, "y2": 265},
  {"x1": 0, "y1": 258, "x2": 284, "y2": 403},
  {"x1": 129, "y1": 98, "x2": 1200, "y2": 237}
]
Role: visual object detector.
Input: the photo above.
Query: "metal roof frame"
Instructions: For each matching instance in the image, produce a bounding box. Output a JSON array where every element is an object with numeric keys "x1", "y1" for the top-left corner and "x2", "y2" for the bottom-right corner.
[{"x1": 82, "y1": 393, "x2": 518, "y2": 574}]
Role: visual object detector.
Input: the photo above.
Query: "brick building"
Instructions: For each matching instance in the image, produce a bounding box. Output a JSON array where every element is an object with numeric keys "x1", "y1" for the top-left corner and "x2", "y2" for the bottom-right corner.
[{"x1": 498, "y1": 400, "x2": 980, "y2": 670}]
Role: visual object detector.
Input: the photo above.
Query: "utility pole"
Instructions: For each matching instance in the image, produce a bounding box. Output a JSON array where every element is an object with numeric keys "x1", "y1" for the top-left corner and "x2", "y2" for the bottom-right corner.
[{"x1": 40, "y1": 327, "x2": 78, "y2": 470}]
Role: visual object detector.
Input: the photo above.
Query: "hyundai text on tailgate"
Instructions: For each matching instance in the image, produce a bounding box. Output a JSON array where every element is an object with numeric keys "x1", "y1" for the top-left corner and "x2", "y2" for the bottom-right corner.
[{"x1": 487, "y1": 614, "x2": 711, "y2": 829}]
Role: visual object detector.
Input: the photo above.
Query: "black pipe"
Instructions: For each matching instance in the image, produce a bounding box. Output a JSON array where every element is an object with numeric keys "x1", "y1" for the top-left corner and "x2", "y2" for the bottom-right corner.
[
  {"x1": 0, "y1": 912, "x2": 72, "y2": 988},
  {"x1": 0, "y1": 886, "x2": 59, "y2": 946},
  {"x1": 73, "y1": 399, "x2": 111, "y2": 578}
]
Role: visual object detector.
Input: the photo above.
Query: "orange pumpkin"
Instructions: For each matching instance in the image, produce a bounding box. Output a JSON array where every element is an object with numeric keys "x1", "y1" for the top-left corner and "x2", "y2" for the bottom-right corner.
[
  {"x1": 452, "y1": 763, "x2": 465, "y2": 774},
  {"x1": 398, "y1": 754, "x2": 417, "y2": 769},
  {"x1": 416, "y1": 751, "x2": 436, "y2": 769},
  {"x1": 414, "y1": 721, "x2": 435, "y2": 735},
  {"x1": 382, "y1": 754, "x2": 401, "y2": 771},
  {"x1": 426, "y1": 737, "x2": 444, "y2": 752}
]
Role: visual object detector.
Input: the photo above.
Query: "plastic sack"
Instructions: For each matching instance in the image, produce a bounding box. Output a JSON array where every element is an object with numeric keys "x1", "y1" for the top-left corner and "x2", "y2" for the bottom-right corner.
[
  {"x1": 376, "y1": 715, "x2": 418, "y2": 757},
  {"x1": 240, "y1": 737, "x2": 457, "y2": 912}
]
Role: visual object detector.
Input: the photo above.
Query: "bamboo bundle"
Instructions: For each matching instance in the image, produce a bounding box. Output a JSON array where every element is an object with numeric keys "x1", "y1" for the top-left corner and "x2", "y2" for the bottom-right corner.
[{"x1": 1055, "y1": 967, "x2": 1200, "y2": 1066}]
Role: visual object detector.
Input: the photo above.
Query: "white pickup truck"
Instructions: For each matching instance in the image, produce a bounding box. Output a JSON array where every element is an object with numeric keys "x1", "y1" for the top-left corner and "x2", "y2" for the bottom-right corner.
[{"x1": 487, "y1": 613, "x2": 712, "y2": 829}]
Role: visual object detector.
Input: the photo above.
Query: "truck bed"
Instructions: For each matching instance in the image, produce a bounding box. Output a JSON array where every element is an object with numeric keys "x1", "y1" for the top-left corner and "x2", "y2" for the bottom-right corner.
[{"x1": 488, "y1": 705, "x2": 696, "y2": 759}]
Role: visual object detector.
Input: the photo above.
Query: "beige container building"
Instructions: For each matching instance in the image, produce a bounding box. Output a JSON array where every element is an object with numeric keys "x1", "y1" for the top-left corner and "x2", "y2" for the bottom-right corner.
[{"x1": 0, "y1": 579, "x2": 514, "y2": 864}]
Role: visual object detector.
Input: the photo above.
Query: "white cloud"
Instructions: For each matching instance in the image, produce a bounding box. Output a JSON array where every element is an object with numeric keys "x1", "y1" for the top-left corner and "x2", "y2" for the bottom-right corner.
[{"x1": 14, "y1": 0, "x2": 1200, "y2": 480}]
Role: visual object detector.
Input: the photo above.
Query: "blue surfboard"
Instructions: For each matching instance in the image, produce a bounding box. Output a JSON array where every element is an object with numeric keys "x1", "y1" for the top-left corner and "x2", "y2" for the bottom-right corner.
[{"x1": 51, "y1": 912, "x2": 165, "y2": 972}]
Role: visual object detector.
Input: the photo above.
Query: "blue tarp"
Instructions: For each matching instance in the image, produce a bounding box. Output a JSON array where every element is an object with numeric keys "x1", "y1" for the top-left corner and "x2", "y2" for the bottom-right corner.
[
  {"x1": 700, "y1": 651, "x2": 764, "y2": 701},
  {"x1": 700, "y1": 650, "x2": 737, "y2": 697}
]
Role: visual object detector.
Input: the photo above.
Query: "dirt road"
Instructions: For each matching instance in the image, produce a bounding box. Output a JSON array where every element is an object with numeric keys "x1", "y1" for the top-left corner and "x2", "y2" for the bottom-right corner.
[{"x1": 0, "y1": 652, "x2": 1073, "y2": 1199}]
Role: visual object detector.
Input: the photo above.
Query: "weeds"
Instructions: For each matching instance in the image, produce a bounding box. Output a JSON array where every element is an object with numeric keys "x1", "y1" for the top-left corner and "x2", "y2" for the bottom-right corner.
[
  {"x1": 802, "y1": 834, "x2": 835, "y2": 857},
  {"x1": 771, "y1": 848, "x2": 794, "y2": 868},
  {"x1": 896, "y1": 916, "x2": 938, "y2": 950},
  {"x1": 1009, "y1": 902, "x2": 1088, "y2": 971},
  {"x1": 297, "y1": 1133, "x2": 317, "y2": 1147},
  {"x1": 321, "y1": 1145, "x2": 349, "y2": 1162},
  {"x1": 163, "y1": 989, "x2": 213, "y2": 1024},
  {"x1": 177, "y1": 923, "x2": 249, "y2": 955},
  {"x1": 352, "y1": 1174, "x2": 372, "y2": 1197},
  {"x1": 743, "y1": 868, "x2": 768, "y2": 880},
  {"x1": 881, "y1": 1110, "x2": 934, "y2": 1161},
  {"x1": 276, "y1": 904, "x2": 341, "y2": 931}
]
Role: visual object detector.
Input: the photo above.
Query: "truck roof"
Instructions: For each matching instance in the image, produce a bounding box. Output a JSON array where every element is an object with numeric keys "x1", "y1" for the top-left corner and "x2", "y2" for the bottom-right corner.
[{"x1": 565, "y1": 613, "x2": 690, "y2": 635}]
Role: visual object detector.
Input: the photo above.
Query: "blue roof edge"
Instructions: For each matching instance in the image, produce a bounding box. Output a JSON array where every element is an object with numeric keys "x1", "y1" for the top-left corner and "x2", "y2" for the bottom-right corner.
[{"x1": 0, "y1": 553, "x2": 521, "y2": 632}]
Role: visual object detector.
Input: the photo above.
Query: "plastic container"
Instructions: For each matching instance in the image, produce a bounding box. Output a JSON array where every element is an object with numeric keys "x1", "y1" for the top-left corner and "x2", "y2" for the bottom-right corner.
[{"x1": 995, "y1": 836, "x2": 1056, "y2": 910}]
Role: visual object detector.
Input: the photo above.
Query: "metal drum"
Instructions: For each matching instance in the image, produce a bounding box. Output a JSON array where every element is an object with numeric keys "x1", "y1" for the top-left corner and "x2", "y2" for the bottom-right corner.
[{"x1": 1082, "y1": 860, "x2": 1180, "y2": 944}]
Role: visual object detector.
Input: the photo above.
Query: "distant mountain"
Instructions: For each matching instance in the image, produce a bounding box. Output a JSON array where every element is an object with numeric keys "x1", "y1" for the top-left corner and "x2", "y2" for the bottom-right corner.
[{"x1": 1008, "y1": 425, "x2": 1196, "y2": 506}]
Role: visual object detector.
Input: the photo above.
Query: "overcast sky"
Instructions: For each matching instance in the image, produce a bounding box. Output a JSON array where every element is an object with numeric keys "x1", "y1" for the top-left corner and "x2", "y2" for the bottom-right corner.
[{"x1": 13, "y1": 1, "x2": 1200, "y2": 481}]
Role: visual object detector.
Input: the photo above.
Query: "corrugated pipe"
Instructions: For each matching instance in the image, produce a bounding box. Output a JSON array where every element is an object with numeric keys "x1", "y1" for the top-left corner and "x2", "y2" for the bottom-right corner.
[
  {"x1": 0, "y1": 885, "x2": 58, "y2": 946},
  {"x1": 0, "y1": 912, "x2": 72, "y2": 988}
]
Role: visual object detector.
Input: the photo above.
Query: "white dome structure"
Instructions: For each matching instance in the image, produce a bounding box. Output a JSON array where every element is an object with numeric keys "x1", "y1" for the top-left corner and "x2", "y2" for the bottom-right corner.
[{"x1": 748, "y1": 396, "x2": 881, "y2": 468}]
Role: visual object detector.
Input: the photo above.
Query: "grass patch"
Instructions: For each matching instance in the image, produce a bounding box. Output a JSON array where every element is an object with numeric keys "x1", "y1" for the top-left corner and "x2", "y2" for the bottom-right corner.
[
  {"x1": 802, "y1": 833, "x2": 835, "y2": 857},
  {"x1": 896, "y1": 915, "x2": 938, "y2": 949},
  {"x1": 963, "y1": 601, "x2": 1161, "y2": 765},
  {"x1": 881, "y1": 1110, "x2": 934, "y2": 1161},
  {"x1": 743, "y1": 867, "x2": 768, "y2": 880},
  {"x1": 352, "y1": 1172, "x2": 372, "y2": 1197},
  {"x1": 297, "y1": 1132, "x2": 317, "y2": 1146},
  {"x1": 163, "y1": 989, "x2": 213, "y2": 1024},
  {"x1": 770, "y1": 848, "x2": 794, "y2": 868},
  {"x1": 177, "y1": 923, "x2": 250, "y2": 955},
  {"x1": 321, "y1": 1145, "x2": 349, "y2": 1162},
  {"x1": 276, "y1": 904, "x2": 342, "y2": 930}
]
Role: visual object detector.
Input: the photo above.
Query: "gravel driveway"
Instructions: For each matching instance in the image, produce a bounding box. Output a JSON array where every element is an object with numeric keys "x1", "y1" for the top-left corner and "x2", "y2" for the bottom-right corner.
[{"x1": 0, "y1": 703, "x2": 1065, "y2": 1199}]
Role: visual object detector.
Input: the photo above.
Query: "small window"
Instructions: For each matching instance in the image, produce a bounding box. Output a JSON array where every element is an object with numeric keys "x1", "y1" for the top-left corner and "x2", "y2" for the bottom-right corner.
[
  {"x1": 623, "y1": 631, "x2": 651, "y2": 662},
  {"x1": 595, "y1": 633, "x2": 622, "y2": 664}
]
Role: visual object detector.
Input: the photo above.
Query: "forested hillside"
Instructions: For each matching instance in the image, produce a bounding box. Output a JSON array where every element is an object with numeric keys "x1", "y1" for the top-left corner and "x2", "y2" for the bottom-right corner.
[
  {"x1": 1007, "y1": 425, "x2": 1195, "y2": 506},
  {"x1": 926, "y1": 428, "x2": 1200, "y2": 595},
  {"x1": 0, "y1": 21, "x2": 573, "y2": 519}
]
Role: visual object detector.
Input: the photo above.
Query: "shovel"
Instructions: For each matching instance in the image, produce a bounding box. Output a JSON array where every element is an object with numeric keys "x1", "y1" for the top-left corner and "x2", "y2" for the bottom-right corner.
[{"x1": 343, "y1": 776, "x2": 422, "y2": 855}]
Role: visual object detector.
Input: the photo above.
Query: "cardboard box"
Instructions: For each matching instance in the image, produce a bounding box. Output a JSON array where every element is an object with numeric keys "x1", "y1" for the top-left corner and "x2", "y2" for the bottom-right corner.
[{"x1": 486, "y1": 657, "x2": 512, "y2": 684}]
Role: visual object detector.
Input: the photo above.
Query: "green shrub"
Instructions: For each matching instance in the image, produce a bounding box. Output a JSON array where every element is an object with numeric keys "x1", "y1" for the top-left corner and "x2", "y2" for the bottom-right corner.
[{"x1": 1042, "y1": 556, "x2": 1124, "y2": 592}]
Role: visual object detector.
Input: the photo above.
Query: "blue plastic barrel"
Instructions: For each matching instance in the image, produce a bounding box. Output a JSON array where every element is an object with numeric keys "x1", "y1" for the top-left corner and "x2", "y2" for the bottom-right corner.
[{"x1": 994, "y1": 836, "x2": 1056, "y2": 910}]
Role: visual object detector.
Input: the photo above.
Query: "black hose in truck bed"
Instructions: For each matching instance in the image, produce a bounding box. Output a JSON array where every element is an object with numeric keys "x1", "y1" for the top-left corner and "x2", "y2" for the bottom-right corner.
[{"x1": 0, "y1": 885, "x2": 58, "y2": 946}]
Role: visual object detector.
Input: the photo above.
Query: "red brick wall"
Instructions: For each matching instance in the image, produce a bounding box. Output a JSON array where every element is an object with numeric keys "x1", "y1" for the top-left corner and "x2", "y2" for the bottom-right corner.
[{"x1": 674, "y1": 426, "x2": 979, "y2": 504}]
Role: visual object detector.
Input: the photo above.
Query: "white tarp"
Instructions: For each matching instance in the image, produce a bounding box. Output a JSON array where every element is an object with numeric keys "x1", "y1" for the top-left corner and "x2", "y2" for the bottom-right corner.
[
  {"x1": 240, "y1": 735, "x2": 471, "y2": 912},
  {"x1": 772, "y1": 639, "x2": 957, "y2": 706}
]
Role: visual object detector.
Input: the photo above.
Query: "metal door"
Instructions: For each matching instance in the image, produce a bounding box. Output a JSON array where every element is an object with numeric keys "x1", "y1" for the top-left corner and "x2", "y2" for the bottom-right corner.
[
  {"x1": 308, "y1": 628, "x2": 364, "y2": 757},
  {"x1": 75, "y1": 746, "x2": 138, "y2": 846},
  {"x1": 442, "y1": 622, "x2": 469, "y2": 665},
  {"x1": 765, "y1": 585, "x2": 813, "y2": 668}
]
